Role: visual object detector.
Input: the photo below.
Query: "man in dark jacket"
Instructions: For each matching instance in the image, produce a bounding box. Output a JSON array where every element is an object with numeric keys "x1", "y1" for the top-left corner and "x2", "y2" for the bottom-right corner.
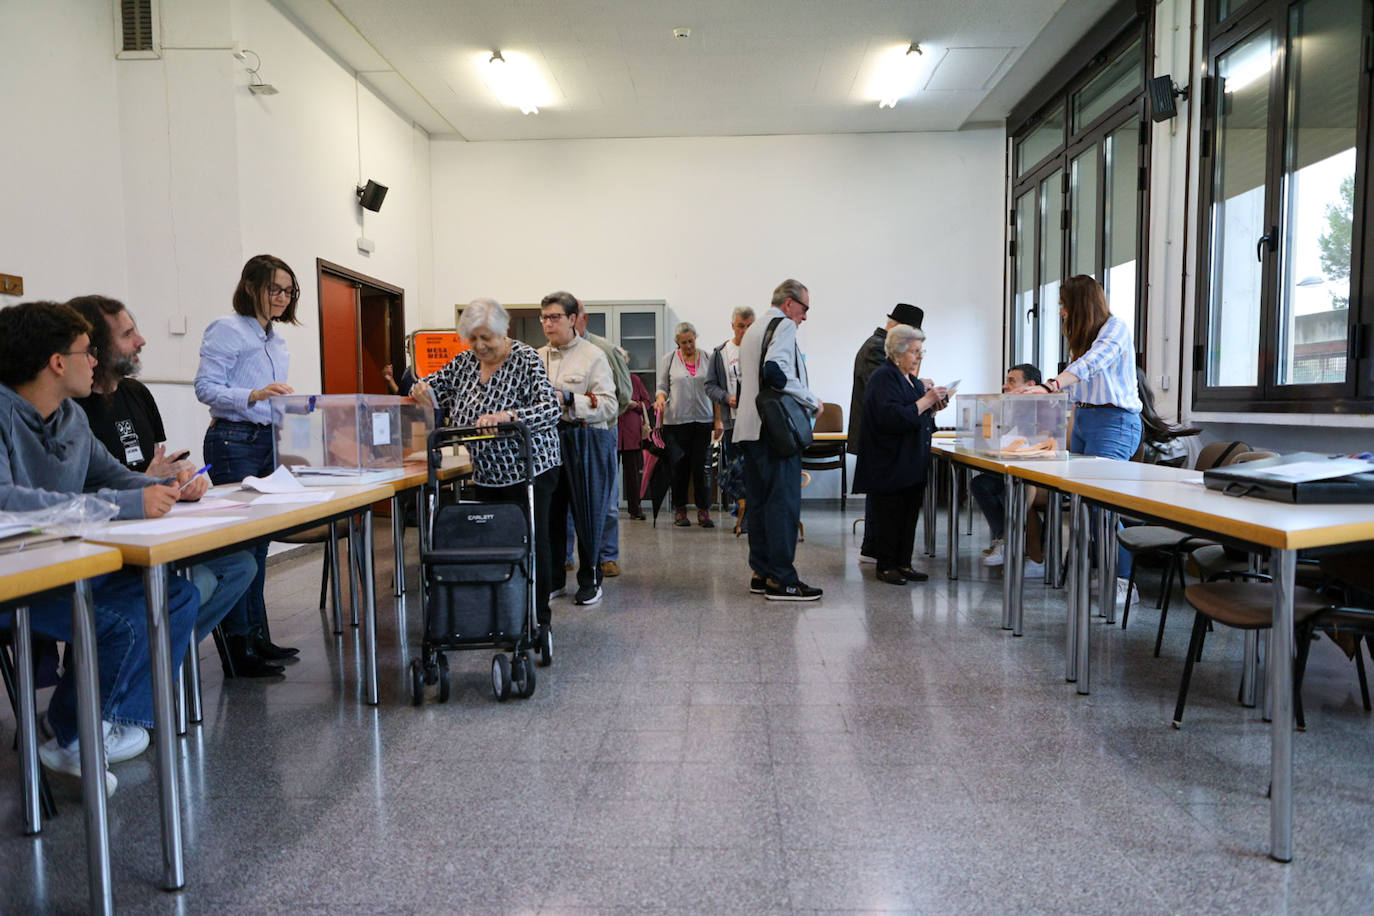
[{"x1": 848, "y1": 303, "x2": 924, "y2": 562}]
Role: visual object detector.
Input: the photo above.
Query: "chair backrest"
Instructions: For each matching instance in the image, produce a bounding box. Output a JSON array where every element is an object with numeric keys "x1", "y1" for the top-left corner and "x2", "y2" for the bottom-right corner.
[
  {"x1": 1232, "y1": 450, "x2": 1278, "y2": 464},
  {"x1": 1195, "y1": 440, "x2": 1249, "y2": 470},
  {"x1": 812, "y1": 401, "x2": 843, "y2": 433}
]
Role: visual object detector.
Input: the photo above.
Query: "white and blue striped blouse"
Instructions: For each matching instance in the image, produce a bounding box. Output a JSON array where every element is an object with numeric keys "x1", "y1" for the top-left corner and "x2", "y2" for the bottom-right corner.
[
  {"x1": 1063, "y1": 315, "x2": 1141, "y2": 413},
  {"x1": 194, "y1": 314, "x2": 290, "y2": 425}
]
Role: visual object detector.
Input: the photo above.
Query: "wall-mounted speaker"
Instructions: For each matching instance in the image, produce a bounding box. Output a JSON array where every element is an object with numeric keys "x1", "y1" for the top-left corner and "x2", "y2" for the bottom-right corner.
[
  {"x1": 356, "y1": 180, "x2": 389, "y2": 212},
  {"x1": 1149, "y1": 75, "x2": 1188, "y2": 123}
]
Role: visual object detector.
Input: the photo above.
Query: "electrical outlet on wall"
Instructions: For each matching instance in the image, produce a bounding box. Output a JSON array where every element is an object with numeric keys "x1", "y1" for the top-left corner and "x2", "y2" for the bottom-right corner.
[{"x1": 1159, "y1": 374, "x2": 1171, "y2": 391}]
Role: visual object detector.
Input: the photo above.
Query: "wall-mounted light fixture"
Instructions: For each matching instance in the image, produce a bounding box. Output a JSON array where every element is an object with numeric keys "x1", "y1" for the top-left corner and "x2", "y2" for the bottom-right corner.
[
  {"x1": 484, "y1": 50, "x2": 543, "y2": 115},
  {"x1": 877, "y1": 43, "x2": 923, "y2": 109},
  {"x1": 235, "y1": 48, "x2": 278, "y2": 95}
]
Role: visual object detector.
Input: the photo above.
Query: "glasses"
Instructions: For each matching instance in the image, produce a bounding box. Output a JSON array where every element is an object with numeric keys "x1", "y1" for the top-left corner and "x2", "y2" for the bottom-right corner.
[
  {"x1": 539, "y1": 313, "x2": 569, "y2": 324},
  {"x1": 268, "y1": 284, "x2": 300, "y2": 301},
  {"x1": 791, "y1": 297, "x2": 810, "y2": 313},
  {"x1": 64, "y1": 347, "x2": 99, "y2": 362}
]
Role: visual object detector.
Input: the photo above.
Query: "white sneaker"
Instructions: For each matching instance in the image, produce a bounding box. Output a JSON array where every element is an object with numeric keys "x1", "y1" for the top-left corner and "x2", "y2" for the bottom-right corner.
[
  {"x1": 1024, "y1": 559, "x2": 1045, "y2": 579},
  {"x1": 549, "y1": 586, "x2": 567, "y2": 599},
  {"x1": 103, "y1": 721, "x2": 150, "y2": 763},
  {"x1": 1116, "y1": 577, "x2": 1139, "y2": 608},
  {"x1": 980, "y1": 540, "x2": 1004, "y2": 567},
  {"x1": 38, "y1": 737, "x2": 117, "y2": 797},
  {"x1": 858, "y1": 554, "x2": 877, "y2": 565}
]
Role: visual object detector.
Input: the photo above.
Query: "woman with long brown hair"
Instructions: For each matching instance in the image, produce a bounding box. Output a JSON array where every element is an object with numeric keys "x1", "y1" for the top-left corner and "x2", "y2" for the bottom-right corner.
[{"x1": 1019, "y1": 274, "x2": 1142, "y2": 600}]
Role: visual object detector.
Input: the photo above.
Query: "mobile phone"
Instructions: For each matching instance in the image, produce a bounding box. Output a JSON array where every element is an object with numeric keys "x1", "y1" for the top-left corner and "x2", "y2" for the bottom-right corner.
[{"x1": 169, "y1": 450, "x2": 191, "y2": 462}]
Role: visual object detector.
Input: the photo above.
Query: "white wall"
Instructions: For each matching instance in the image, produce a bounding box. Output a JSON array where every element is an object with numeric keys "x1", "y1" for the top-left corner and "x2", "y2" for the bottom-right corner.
[
  {"x1": 0, "y1": 0, "x2": 433, "y2": 466},
  {"x1": 429, "y1": 130, "x2": 1007, "y2": 496}
]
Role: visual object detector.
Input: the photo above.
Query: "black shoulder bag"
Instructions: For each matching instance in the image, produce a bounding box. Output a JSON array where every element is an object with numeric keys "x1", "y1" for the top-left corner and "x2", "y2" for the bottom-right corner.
[{"x1": 755, "y1": 317, "x2": 814, "y2": 457}]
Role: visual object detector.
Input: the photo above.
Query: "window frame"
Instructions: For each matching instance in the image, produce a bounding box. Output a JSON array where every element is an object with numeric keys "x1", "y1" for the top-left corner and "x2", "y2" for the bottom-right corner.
[{"x1": 1191, "y1": 0, "x2": 1374, "y2": 413}]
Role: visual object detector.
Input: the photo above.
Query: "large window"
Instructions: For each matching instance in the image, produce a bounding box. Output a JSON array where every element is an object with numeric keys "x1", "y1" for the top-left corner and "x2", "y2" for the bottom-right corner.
[
  {"x1": 1009, "y1": 23, "x2": 1149, "y2": 376},
  {"x1": 1193, "y1": 0, "x2": 1371, "y2": 411}
]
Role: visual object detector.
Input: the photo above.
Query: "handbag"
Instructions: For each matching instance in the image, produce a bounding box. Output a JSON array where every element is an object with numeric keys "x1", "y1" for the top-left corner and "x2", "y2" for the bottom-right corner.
[{"x1": 754, "y1": 317, "x2": 813, "y2": 458}]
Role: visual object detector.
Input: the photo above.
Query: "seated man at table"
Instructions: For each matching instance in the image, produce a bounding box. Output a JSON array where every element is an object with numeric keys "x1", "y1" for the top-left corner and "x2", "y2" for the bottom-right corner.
[
  {"x1": 972, "y1": 363, "x2": 1047, "y2": 575},
  {"x1": 0, "y1": 301, "x2": 203, "y2": 795},
  {"x1": 68, "y1": 295, "x2": 272, "y2": 677}
]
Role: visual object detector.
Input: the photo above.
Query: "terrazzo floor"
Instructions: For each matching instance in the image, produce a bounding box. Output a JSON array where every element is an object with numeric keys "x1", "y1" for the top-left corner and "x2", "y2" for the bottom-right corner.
[{"x1": 3, "y1": 501, "x2": 1373, "y2": 914}]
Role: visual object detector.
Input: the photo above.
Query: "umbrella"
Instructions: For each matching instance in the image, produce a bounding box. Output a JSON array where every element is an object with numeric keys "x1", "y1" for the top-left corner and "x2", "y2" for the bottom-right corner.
[
  {"x1": 640, "y1": 408, "x2": 675, "y2": 525},
  {"x1": 563, "y1": 426, "x2": 611, "y2": 564}
]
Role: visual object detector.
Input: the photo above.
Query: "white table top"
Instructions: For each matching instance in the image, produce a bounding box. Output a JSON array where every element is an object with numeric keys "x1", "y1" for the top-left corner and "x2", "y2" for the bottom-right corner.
[{"x1": 0, "y1": 541, "x2": 123, "y2": 603}]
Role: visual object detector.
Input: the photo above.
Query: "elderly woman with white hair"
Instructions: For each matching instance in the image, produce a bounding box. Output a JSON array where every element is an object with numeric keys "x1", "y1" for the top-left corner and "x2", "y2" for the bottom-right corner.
[
  {"x1": 655, "y1": 320, "x2": 716, "y2": 527},
  {"x1": 410, "y1": 298, "x2": 562, "y2": 630},
  {"x1": 852, "y1": 324, "x2": 948, "y2": 585}
]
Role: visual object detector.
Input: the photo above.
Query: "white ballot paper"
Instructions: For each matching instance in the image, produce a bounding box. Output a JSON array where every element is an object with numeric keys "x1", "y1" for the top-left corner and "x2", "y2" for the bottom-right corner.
[
  {"x1": 242, "y1": 465, "x2": 308, "y2": 494},
  {"x1": 1246, "y1": 458, "x2": 1374, "y2": 483},
  {"x1": 165, "y1": 499, "x2": 244, "y2": 516},
  {"x1": 252, "y1": 491, "x2": 335, "y2": 504},
  {"x1": 944, "y1": 379, "x2": 961, "y2": 396}
]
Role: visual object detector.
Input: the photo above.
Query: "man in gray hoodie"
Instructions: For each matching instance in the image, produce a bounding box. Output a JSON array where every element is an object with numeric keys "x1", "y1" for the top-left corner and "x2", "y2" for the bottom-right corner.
[{"x1": 0, "y1": 300, "x2": 201, "y2": 795}]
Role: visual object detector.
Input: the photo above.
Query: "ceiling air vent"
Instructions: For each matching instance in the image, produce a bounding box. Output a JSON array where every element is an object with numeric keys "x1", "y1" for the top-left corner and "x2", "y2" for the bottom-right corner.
[{"x1": 114, "y1": 0, "x2": 160, "y2": 59}]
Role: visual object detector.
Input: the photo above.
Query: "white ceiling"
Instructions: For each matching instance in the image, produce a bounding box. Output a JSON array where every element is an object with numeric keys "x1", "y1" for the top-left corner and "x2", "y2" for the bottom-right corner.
[{"x1": 275, "y1": 0, "x2": 1119, "y2": 141}]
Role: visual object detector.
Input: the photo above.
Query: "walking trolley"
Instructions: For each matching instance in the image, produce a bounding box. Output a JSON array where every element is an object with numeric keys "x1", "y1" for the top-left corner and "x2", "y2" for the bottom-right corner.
[{"x1": 410, "y1": 423, "x2": 550, "y2": 704}]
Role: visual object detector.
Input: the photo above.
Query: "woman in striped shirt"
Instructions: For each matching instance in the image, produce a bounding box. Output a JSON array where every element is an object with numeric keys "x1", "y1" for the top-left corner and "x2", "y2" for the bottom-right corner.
[{"x1": 1022, "y1": 274, "x2": 1142, "y2": 594}]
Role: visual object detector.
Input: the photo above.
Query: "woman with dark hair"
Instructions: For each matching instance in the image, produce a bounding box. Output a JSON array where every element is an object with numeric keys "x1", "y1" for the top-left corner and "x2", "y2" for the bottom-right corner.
[
  {"x1": 1017, "y1": 274, "x2": 1142, "y2": 598},
  {"x1": 1136, "y1": 367, "x2": 1200, "y2": 463},
  {"x1": 193, "y1": 254, "x2": 300, "y2": 673}
]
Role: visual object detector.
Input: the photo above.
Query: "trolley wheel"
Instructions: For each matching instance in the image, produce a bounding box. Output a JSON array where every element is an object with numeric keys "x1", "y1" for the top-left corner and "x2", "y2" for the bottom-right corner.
[
  {"x1": 512, "y1": 654, "x2": 536, "y2": 699},
  {"x1": 408, "y1": 658, "x2": 425, "y2": 707},
  {"x1": 491, "y1": 654, "x2": 512, "y2": 701},
  {"x1": 536, "y1": 625, "x2": 553, "y2": 668},
  {"x1": 436, "y1": 653, "x2": 450, "y2": 703}
]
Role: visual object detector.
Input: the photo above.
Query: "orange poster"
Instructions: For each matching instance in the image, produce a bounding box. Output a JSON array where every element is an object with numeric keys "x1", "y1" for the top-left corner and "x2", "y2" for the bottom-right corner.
[{"x1": 410, "y1": 331, "x2": 469, "y2": 376}]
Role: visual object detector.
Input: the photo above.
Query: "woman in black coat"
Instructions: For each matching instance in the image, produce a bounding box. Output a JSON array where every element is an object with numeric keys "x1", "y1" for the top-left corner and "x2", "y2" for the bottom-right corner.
[{"x1": 852, "y1": 325, "x2": 948, "y2": 584}]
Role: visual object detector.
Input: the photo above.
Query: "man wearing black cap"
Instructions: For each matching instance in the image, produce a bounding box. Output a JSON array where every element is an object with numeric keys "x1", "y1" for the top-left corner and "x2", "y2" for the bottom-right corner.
[{"x1": 848, "y1": 303, "x2": 925, "y2": 563}]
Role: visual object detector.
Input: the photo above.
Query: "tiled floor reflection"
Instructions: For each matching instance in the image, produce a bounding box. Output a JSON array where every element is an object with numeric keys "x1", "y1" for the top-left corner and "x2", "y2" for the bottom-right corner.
[{"x1": 3, "y1": 504, "x2": 1373, "y2": 912}]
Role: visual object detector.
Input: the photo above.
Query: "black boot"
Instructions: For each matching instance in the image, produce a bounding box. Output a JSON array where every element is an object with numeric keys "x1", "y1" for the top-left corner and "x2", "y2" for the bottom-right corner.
[
  {"x1": 252, "y1": 626, "x2": 299, "y2": 660},
  {"x1": 225, "y1": 635, "x2": 285, "y2": 678}
]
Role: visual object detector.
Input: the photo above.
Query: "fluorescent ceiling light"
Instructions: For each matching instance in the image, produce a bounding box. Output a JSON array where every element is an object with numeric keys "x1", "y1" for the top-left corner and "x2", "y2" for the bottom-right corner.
[
  {"x1": 484, "y1": 50, "x2": 545, "y2": 115},
  {"x1": 876, "y1": 43, "x2": 923, "y2": 109},
  {"x1": 1222, "y1": 44, "x2": 1273, "y2": 94}
]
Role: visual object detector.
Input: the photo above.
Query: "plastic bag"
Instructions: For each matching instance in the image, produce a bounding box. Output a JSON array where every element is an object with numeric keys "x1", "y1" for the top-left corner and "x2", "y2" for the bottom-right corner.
[{"x1": 0, "y1": 494, "x2": 120, "y2": 540}]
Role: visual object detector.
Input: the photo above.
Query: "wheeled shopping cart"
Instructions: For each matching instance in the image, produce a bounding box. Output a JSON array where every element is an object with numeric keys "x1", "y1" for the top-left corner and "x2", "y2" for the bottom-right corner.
[{"x1": 410, "y1": 423, "x2": 550, "y2": 704}]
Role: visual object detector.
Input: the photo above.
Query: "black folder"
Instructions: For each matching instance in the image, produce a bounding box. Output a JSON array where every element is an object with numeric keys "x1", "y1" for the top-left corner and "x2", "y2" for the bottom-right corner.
[{"x1": 1203, "y1": 452, "x2": 1374, "y2": 504}]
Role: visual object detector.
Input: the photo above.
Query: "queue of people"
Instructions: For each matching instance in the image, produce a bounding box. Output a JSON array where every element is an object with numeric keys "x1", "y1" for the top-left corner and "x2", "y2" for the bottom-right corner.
[{"x1": 0, "y1": 264, "x2": 1142, "y2": 799}]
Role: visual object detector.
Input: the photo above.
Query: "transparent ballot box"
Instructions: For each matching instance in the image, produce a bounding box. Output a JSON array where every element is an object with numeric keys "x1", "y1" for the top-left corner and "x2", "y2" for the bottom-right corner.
[
  {"x1": 956, "y1": 393, "x2": 1069, "y2": 459},
  {"x1": 270, "y1": 394, "x2": 434, "y2": 483}
]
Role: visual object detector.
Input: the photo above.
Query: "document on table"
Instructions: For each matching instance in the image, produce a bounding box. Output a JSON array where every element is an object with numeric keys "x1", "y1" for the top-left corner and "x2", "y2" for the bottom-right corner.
[
  {"x1": 252, "y1": 491, "x2": 335, "y2": 504},
  {"x1": 111, "y1": 516, "x2": 251, "y2": 535},
  {"x1": 1246, "y1": 458, "x2": 1374, "y2": 483},
  {"x1": 165, "y1": 499, "x2": 244, "y2": 516},
  {"x1": 242, "y1": 465, "x2": 307, "y2": 493}
]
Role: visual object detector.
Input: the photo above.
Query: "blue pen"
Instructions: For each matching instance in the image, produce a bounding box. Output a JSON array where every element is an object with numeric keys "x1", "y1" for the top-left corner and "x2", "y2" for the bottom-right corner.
[{"x1": 178, "y1": 464, "x2": 213, "y2": 491}]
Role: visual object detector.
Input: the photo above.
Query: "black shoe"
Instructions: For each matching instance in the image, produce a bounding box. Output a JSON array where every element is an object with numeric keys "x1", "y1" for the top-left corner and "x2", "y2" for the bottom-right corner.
[
  {"x1": 225, "y1": 636, "x2": 285, "y2": 678},
  {"x1": 876, "y1": 568, "x2": 910, "y2": 585},
  {"x1": 253, "y1": 637, "x2": 299, "y2": 660},
  {"x1": 764, "y1": 580, "x2": 822, "y2": 601},
  {"x1": 897, "y1": 567, "x2": 929, "y2": 582},
  {"x1": 574, "y1": 584, "x2": 603, "y2": 606},
  {"x1": 629, "y1": 513, "x2": 646, "y2": 521},
  {"x1": 750, "y1": 575, "x2": 766, "y2": 595}
]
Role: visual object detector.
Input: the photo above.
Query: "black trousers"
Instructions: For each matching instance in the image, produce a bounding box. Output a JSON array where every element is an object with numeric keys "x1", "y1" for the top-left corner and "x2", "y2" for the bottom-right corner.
[
  {"x1": 665, "y1": 421, "x2": 713, "y2": 510},
  {"x1": 868, "y1": 483, "x2": 925, "y2": 573},
  {"x1": 474, "y1": 466, "x2": 559, "y2": 627}
]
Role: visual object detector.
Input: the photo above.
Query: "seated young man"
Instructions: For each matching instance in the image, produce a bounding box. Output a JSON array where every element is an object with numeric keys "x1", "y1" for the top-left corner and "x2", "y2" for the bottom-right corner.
[
  {"x1": 971, "y1": 363, "x2": 1046, "y2": 573},
  {"x1": 0, "y1": 301, "x2": 203, "y2": 795}
]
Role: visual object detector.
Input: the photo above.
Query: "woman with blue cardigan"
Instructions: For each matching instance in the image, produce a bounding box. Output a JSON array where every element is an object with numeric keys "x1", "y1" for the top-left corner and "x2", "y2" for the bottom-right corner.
[{"x1": 852, "y1": 325, "x2": 948, "y2": 585}]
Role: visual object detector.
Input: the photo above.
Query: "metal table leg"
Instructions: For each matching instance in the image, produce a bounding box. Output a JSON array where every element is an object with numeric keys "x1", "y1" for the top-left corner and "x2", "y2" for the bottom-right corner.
[
  {"x1": 327, "y1": 522, "x2": 344, "y2": 634},
  {"x1": 965, "y1": 467, "x2": 973, "y2": 536},
  {"x1": 347, "y1": 515, "x2": 361, "y2": 628},
  {"x1": 1065, "y1": 494, "x2": 1081, "y2": 682},
  {"x1": 1241, "y1": 630, "x2": 1260, "y2": 708},
  {"x1": 174, "y1": 660, "x2": 188, "y2": 736},
  {"x1": 1270, "y1": 549, "x2": 1296, "y2": 862},
  {"x1": 362, "y1": 508, "x2": 380, "y2": 706},
  {"x1": 1010, "y1": 477, "x2": 1026, "y2": 637},
  {"x1": 14, "y1": 605, "x2": 41, "y2": 835},
  {"x1": 1001, "y1": 472, "x2": 1014, "y2": 631},
  {"x1": 1095, "y1": 510, "x2": 1111, "y2": 620},
  {"x1": 1103, "y1": 510, "x2": 1119, "y2": 626},
  {"x1": 72, "y1": 581, "x2": 114, "y2": 915},
  {"x1": 143, "y1": 565, "x2": 184, "y2": 890},
  {"x1": 178, "y1": 568, "x2": 202, "y2": 726},
  {"x1": 947, "y1": 460, "x2": 959, "y2": 581},
  {"x1": 1075, "y1": 497, "x2": 1093, "y2": 694},
  {"x1": 391, "y1": 494, "x2": 405, "y2": 598},
  {"x1": 1046, "y1": 490, "x2": 1062, "y2": 588},
  {"x1": 923, "y1": 478, "x2": 936, "y2": 557}
]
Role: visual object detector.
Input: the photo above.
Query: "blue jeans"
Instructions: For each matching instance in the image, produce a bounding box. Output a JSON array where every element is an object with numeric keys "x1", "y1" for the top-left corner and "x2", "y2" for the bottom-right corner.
[
  {"x1": 741, "y1": 440, "x2": 802, "y2": 585},
  {"x1": 970, "y1": 472, "x2": 1005, "y2": 540},
  {"x1": 203, "y1": 420, "x2": 274, "y2": 636},
  {"x1": 1071, "y1": 406, "x2": 1143, "y2": 578},
  {"x1": 15, "y1": 570, "x2": 197, "y2": 746},
  {"x1": 189, "y1": 551, "x2": 258, "y2": 640}
]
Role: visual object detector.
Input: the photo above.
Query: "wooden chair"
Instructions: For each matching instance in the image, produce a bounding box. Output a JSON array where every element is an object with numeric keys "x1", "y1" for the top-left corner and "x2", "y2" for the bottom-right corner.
[
  {"x1": 800, "y1": 403, "x2": 847, "y2": 508},
  {"x1": 1295, "y1": 549, "x2": 1374, "y2": 715}
]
